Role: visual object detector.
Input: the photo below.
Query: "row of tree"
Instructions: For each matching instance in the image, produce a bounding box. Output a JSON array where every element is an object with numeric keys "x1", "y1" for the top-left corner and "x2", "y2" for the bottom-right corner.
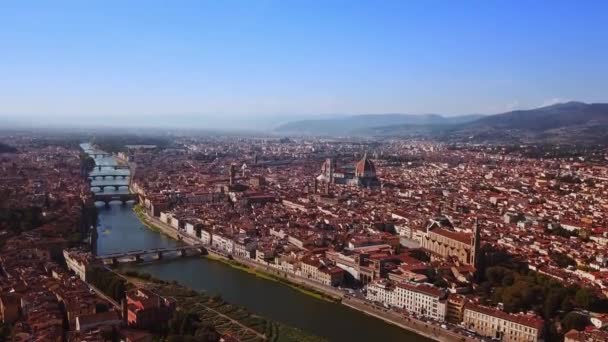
[
  {"x1": 88, "y1": 268, "x2": 126, "y2": 302},
  {"x1": 0, "y1": 206, "x2": 43, "y2": 234},
  {"x1": 165, "y1": 311, "x2": 221, "y2": 342}
]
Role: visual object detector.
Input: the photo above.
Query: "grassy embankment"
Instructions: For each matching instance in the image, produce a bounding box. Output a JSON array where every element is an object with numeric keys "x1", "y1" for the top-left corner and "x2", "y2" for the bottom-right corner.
[
  {"x1": 204, "y1": 254, "x2": 339, "y2": 303},
  {"x1": 119, "y1": 269, "x2": 327, "y2": 342},
  {"x1": 132, "y1": 204, "x2": 162, "y2": 233}
]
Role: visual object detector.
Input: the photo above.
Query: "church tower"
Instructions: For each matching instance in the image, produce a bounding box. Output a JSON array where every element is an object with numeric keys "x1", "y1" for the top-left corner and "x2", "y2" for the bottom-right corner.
[
  {"x1": 469, "y1": 218, "x2": 481, "y2": 267},
  {"x1": 322, "y1": 158, "x2": 335, "y2": 183},
  {"x1": 229, "y1": 163, "x2": 236, "y2": 186}
]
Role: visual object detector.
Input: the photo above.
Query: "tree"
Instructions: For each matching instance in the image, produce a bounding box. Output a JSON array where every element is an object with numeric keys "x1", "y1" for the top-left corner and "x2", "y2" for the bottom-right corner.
[
  {"x1": 169, "y1": 311, "x2": 200, "y2": 336},
  {"x1": 196, "y1": 324, "x2": 221, "y2": 342},
  {"x1": 502, "y1": 273, "x2": 515, "y2": 287},
  {"x1": 485, "y1": 266, "x2": 512, "y2": 285},
  {"x1": 95, "y1": 303, "x2": 109, "y2": 313},
  {"x1": 88, "y1": 269, "x2": 126, "y2": 302},
  {"x1": 550, "y1": 253, "x2": 576, "y2": 268},
  {"x1": 543, "y1": 292, "x2": 562, "y2": 319},
  {"x1": 0, "y1": 323, "x2": 11, "y2": 341},
  {"x1": 561, "y1": 298, "x2": 574, "y2": 315},
  {"x1": 562, "y1": 312, "x2": 589, "y2": 331},
  {"x1": 409, "y1": 249, "x2": 430, "y2": 262},
  {"x1": 575, "y1": 288, "x2": 592, "y2": 310}
]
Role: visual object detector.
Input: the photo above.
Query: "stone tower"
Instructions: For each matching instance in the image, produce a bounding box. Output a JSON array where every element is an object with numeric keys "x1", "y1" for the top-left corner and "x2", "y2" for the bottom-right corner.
[
  {"x1": 229, "y1": 163, "x2": 236, "y2": 186},
  {"x1": 469, "y1": 218, "x2": 481, "y2": 267}
]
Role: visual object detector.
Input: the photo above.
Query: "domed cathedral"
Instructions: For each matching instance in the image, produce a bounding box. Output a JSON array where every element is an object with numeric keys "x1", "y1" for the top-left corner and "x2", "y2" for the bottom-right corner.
[
  {"x1": 354, "y1": 153, "x2": 380, "y2": 187},
  {"x1": 317, "y1": 153, "x2": 380, "y2": 188}
]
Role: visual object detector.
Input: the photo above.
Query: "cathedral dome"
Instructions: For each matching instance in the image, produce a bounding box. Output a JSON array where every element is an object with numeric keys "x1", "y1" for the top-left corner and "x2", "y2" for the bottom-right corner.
[{"x1": 355, "y1": 153, "x2": 376, "y2": 178}]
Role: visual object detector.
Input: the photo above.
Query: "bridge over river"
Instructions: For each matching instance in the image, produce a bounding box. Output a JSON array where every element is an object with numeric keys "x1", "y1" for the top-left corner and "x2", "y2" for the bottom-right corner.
[
  {"x1": 90, "y1": 181, "x2": 130, "y2": 192},
  {"x1": 94, "y1": 165, "x2": 130, "y2": 171},
  {"x1": 94, "y1": 193, "x2": 138, "y2": 205},
  {"x1": 88, "y1": 174, "x2": 129, "y2": 180},
  {"x1": 98, "y1": 245, "x2": 206, "y2": 265},
  {"x1": 81, "y1": 143, "x2": 138, "y2": 206}
]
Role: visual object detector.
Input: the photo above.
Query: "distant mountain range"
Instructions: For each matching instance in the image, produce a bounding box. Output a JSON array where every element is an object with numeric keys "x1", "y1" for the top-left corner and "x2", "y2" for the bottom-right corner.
[
  {"x1": 276, "y1": 113, "x2": 485, "y2": 136},
  {"x1": 275, "y1": 102, "x2": 608, "y2": 144}
]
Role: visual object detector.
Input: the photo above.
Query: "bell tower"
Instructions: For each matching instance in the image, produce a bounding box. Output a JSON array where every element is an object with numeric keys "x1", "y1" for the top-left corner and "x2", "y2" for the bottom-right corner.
[{"x1": 470, "y1": 218, "x2": 481, "y2": 267}]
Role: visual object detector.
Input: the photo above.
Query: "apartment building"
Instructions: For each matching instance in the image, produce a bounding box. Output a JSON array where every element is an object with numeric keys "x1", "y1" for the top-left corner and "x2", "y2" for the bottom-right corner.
[
  {"x1": 366, "y1": 279, "x2": 447, "y2": 321},
  {"x1": 463, "y1": 303, "x2": 543, "y2": 342}
]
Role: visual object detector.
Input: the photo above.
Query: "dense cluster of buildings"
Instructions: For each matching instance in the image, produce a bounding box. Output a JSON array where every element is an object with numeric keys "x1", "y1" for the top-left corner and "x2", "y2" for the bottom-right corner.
[
  {"x1": 121, "y1": 137, "x2": 608, "y2": 341},
  {"x1": 2, "y1": 134, "x2": 608, "y2": 342},
  {"x1": 0, "y1": 138, "x2": 170, "y2": 341}
]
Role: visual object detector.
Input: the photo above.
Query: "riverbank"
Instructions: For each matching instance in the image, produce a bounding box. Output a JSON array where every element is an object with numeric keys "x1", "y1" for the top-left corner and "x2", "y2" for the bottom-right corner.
[
  {"x1": 132, "y1": 207, "x2": 474, "y2": 342},
  {"x1": 115, "y1": 269, "x2": 327, "y2": 342},
  {"x1": 204, "y1": 253, "x2": 338, "y2": 303},
  {"x1": 342, "y1": 298, "x2": 478, "y2": 342},
  {"x1": 132, "y1": 205, "x2": 185, "y2": 242},
  {"x1": 134, "y1": 207, "x2": 339, "y2": 302},
  {"x1": 132, "y1": 205, "x2": 161, "y2": 233}
]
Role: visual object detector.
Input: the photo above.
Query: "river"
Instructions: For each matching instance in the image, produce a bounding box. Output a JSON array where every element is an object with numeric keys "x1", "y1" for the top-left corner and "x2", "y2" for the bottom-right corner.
[{"x1": 82, "y1": 143, "x2": 431, "y2": 342}]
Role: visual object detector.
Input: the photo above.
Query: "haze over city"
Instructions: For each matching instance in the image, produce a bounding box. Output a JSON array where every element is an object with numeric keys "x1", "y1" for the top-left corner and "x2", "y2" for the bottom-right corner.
[{"x1": 1, "y1": 1, "x2": 608, "y2": 129}]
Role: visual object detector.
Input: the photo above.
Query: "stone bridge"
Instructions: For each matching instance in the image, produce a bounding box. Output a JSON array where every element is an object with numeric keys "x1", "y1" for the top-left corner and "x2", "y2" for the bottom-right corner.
[
  {"x1": 91, "y1": 184, "x2": 130, "y2": 192},
  {"x1": 98, "y1": 245, "x2": 206, "y2": 265},
  {"x1": 90, "y1": 153, "x2": 109, "y2": 158},
  {"x1": 95, "y1": 165, "x2": 130, "y2": 171},
  {"x1": 94, "y1": 193, "x2": 138, "y2": 205},
  {"x1": 88, "y1": 174, "x2": 129, "y2": 180}
]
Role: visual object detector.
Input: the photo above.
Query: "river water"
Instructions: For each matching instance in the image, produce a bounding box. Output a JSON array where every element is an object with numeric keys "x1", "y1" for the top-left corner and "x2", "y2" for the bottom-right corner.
[{"x1": 82, "y1": 144, "x2": 430, "y2": 342}]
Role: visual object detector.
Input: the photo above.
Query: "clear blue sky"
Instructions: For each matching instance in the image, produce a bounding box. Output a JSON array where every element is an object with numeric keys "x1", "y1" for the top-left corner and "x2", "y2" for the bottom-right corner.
[{"x1": 1, "y1": 1, "x2": 607, "y2": 127}]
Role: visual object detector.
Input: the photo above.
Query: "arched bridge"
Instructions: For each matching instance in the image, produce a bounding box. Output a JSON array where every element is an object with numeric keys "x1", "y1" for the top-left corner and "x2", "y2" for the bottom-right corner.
[
  {"x1": 90, "y1": 153, "x2": 110, "y2": 158},
  {"x1": 91, "y1": 184, "x2": 130, "y2": 192},
  {"x1": 95, "y1": 165, "x2": 130, "y2": 171},
  {"x1": 88, "y1": 174, "x2": 130, "y2": 180},
  {"x1": 94, "y1": 193, "x2": 138, "y2": 205},
  {"x1": 97, "y1": 245, "x2": 206, "y2": 264}
]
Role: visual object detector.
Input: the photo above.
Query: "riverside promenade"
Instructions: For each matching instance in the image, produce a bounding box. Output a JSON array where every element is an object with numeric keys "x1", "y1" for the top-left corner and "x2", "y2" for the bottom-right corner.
[
  {"x1": 343, "y1": 297, "x2": 478, "y2": 342},
  {"x1": 133, "y1": 206, "x2": 480, "y2": 342}
]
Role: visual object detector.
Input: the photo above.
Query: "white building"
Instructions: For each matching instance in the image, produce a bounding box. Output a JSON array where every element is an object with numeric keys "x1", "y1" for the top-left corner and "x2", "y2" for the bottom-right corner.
[
  {"x1": 366, "y1": 280, "x2": 447, "y2": 321},
  {"x1": 170, "y1": 216, "x2": 180, "y2": 229},
  {"x1": 463, "y1": 303, "x2": 543, "y2": 342},
  {"x1": 159, "y1": 212, "x2": 171, "y2": 224},
  {"x1": 233, "y1": 237, "x2": 256, "y2": 259},
  {"x1": 200, "y1": 230, "x2": 212, "y2": 245},
  {"x1": 211, "y1": 233, "x2": 234, "y2": 255},
  {"x1": 185, "y1": 222, "x2": 196, "y2": 236},
  {"x1": 63, "y1": 249, "x2": 102, "y2": 282}
]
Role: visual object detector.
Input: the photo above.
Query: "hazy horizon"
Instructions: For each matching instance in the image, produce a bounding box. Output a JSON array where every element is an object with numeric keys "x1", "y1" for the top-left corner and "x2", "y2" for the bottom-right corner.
[{"x1": 1, "y1": 1, "x2": 607, "y2": 129}]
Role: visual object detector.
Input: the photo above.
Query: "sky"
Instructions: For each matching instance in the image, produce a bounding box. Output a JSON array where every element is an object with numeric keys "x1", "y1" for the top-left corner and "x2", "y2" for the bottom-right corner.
[{"x1": 0, "y1": 1, "x2": 607, "y2": 129}]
